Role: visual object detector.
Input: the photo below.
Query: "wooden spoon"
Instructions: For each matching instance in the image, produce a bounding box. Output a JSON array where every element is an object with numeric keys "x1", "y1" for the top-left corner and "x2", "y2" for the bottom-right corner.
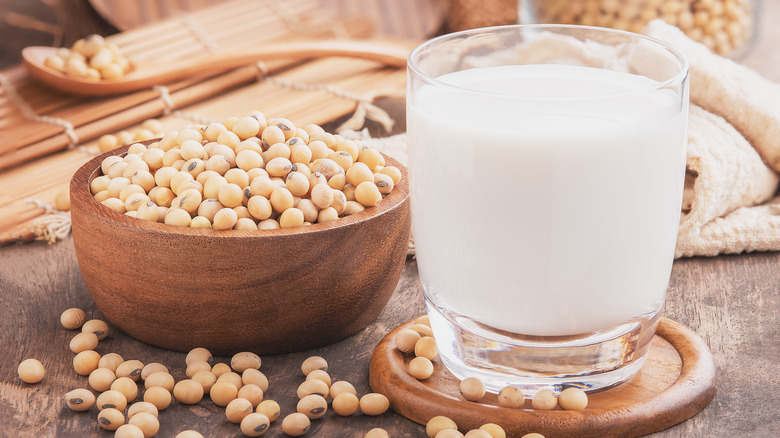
[{"x1": 22, "y1": 40, "x2": 411, "y2": 96}]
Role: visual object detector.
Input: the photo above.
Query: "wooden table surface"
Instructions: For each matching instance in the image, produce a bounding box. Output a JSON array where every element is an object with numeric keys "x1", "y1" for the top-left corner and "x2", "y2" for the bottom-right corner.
[{"x1": 2, "y1": 2, "x2": 780, "y2": 438}]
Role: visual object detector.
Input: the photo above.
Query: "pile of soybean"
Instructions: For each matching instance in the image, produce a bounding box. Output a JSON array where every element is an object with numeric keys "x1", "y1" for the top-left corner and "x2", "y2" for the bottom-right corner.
[
  {"x1": 534, "y1": 0, "x2": 754, "y2": 55},
  {"x1": 18, "y1": 307, "x2": 394, "y2": 437},
  {"x1": 90, "y1": 112, "x2": 401, "y2": 231},
  {"x1": 44, "y1": 34, "x2": 130, "y2": 80}
]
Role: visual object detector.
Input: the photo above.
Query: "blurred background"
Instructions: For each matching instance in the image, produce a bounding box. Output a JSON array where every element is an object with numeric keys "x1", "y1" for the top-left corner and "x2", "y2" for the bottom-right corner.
[
  {"x1": 3, "y1": 0, "x2": 774, "y2": 70},
  {"x1": 0, "y1": 0, "x2": 445, "y2": 69}
]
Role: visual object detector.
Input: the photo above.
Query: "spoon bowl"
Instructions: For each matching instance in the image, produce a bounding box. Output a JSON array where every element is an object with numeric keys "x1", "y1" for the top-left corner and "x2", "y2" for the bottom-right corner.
[{"x1": 23, "y1": 39, "x2": 410, "y2": 96}]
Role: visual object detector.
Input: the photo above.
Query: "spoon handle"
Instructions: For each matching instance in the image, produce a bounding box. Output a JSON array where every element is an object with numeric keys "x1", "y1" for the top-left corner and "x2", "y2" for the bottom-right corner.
[{"x1": 138, "y1": 39, "x2": 411, "y2": 84}]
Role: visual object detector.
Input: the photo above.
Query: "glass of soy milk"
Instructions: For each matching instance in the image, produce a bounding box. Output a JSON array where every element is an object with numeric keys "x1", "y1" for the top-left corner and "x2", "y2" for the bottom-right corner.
[{"x1": 408, "y1": 25, "x2": 689, "y2": 394}]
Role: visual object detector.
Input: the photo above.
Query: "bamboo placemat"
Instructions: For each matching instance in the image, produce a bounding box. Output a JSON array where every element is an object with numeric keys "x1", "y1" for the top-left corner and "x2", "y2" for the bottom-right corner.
[
  {"x1": 89, "y1": 0, "x2": 444, "y2": 39},
  {"x1": 0, "y1": 0, "x2": 415, "y2": 245}
]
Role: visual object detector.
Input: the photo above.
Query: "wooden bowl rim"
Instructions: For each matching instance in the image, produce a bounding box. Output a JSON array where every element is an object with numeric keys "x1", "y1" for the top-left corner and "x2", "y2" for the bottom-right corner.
[{"x1": 71, "y1": 141, "x2": 409, "y2": 239}]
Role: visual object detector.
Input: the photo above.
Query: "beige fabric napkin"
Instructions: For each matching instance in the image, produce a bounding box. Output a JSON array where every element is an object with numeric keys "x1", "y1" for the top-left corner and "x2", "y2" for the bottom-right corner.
[
  {"x1": 645, "y1": 20, "x2": 780, "y2": 257},
  {"x1": 677, "y1": 105, "x2": 779, "y2": 256}
]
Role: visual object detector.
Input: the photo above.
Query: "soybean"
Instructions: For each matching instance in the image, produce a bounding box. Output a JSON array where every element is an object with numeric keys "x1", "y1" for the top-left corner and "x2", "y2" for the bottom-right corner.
[
  {"x1": 114, "y1": 424, "x2": 145, "y2": 438},
  {"x1": 297, "y1": 394, "x2": 328, "y2": 419},
  {"x1": 415, "y1": 337, "x2": 438, "y2": 360},
  {"x1": 359, "y1": 393, "x2": 390, "y2": 416},
  {"x1": 256, "y1": 399, "x2": 281, "y2": 422},
  {"x1": 128, "y1": 412, "x2": 159, "y2": 437},
  {"x1": 395, "y1": 328, "x2": 421, "y2": 354},
  {"x1": 116, "y1": 360, "x2": 144, "y2": 381},
  {"x1": 497, "y1": 386, "x2": 524, "y2": 409},
  {"x1": 297, "y1": 379, "x2": 329, "y2": 399},
  {"x1": 426, "y1": 416, "x2": 458, "y2": 438},
  {"x1": 237, "y1": 383, "x2": 264, "y2": 407},
  {"x1": 186, "y1": 361, "x2": 211, "y2": 378},
  {"x1": 73, "y1": 350, "x2": 101, "y2": 376},
  {"x1": 109, "y1": 377, "x2": 137, "y2": 402},
  {"x1": 231, "y1": 352, "x2": 262, "y2": 372},
  {"x1": 82, "y1": 319, "x2": 109, "y2": 340},
  {"x1": 226, "y1": 397, "x2": 254, "y2": 423},
  {"x1": 60, "y1": 308, "x2": 86, "y2": 329},
  {"x1": 532, "y1": 389, "x2": 558, "y2": 410},
  {"x1": 88, "y1": 367, "x2": 116, "y2": 392},
  {"x1": 210, "y1": 381, "x2": 238, "y2": 406},
  {"x1": 140, "y1": 363, "x2": 168, "y2": 380},
  {"x1": 459, "y1": 377, "x2": 486, "y2": 402},
  {"x1": 98, "y1": 353, "x2": 124, "y2": 373},
  {"x1": 143, "y1": 386, "x2": 172, "y2": 410},
  {"x1": 174, "y1": 379, "x2": 204, "y2": 404},
  {"x1": 186, "y1": 347, "x2": 213, "y2": 365},
  {"x1": 558, "y1": 387, "x2": 588, "y2": 410},
  {"x1": 366, "y1": 429, "x2": 390, "y2": 438},
  {"x1": 17, "y1": 359, "x2": 45, "y2": 384},
  {"x1": 97, "y1": 408, "x2": 125, "y2": 431},
  {"x1": 281, "y1": 413, "x2": 310, "y2": 436},
  {"x1": 69, "y1": 331, "x2": 99, "y2": 353},
  {"x1": 65, "y1": 388, "x2": 95, "y2": 411},
  {"x1": 329, "y1": 380, "x2": 356, "y2": 399},
  {"x1": 175, "y1": 431, "x2": 204, "y2": 438},
  {"x1": 127, "y1": 401, "x2": 159, "y2": 419},
  {"x1": 211, "y1": 362, "x2": 231, "y2": 377},
  {"x1": 409, "y1": 356, "x2": 434, "y2": 380},
  {"x1": 97, "y1": 390, "x2": 127, "y2": 411},
  {"x1": 192, "y1": 370, "x2": 217, "y2": 393},
  {"x1": 306, "y1": 369, "x2": 331, "y2": 387},
  {"x1": 242, "y1": 369, "x2": 269, "y2": 392},
  {"x1": 332, "y1": 392, "x2": 359, "y2": 416},
  {"x1": 355, "y1": 181, "x2": 381, "y2": 207},
  {"x1": 241, "y1": 412, "x2": 271, "y2": 437},
  {"x1": 217, "y1": 371, "x2": 243, "y2": 389},
  {"x1": 465, "y1": 430, "x2": 493, "y2": 438},
  {"x1": 479, "y1": 423, "x2": 506, "y2": 438}
]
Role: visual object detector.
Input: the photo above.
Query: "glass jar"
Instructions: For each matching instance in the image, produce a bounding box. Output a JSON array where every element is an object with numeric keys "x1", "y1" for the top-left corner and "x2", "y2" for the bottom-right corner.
[
  {"x1": 442, "y1": 1, "x2": 757, "y2": 57},
  {"x1": 532, "y1": 0, "x2": 757, "y2": 56}
]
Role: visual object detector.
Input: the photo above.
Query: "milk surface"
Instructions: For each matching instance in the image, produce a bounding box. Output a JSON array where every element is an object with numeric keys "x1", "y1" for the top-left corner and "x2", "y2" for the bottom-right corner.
[{"x1": 409, "y1": 64, "x2": 686, "y2": 336}]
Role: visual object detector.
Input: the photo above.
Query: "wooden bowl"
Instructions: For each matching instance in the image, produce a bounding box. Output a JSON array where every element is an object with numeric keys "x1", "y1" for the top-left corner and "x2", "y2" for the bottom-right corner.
[{"x1": 70, "y1": 144, "x2": 410, "y2": 355}]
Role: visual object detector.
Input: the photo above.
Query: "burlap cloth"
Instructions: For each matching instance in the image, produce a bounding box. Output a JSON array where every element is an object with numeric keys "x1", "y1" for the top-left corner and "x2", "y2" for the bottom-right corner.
[{"x1": 365, "y1": 20, "x2": 780, "y2": 259}]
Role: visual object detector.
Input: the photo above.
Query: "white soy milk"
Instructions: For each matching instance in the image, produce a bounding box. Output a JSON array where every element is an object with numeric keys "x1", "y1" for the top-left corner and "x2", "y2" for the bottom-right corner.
[{"x1": 409, "y1": 64, "x2": 687, "y2": 336}]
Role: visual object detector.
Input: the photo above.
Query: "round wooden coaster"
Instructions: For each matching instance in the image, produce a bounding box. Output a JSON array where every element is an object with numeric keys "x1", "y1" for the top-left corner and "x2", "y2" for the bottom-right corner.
[{"x1": 369, "y1": 317, "x2": 716, "y2": 438}]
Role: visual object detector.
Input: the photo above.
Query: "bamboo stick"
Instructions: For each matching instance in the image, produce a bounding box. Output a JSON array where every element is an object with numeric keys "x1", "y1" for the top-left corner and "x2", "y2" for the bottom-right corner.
[
  {"x1": 0, "y1": 17, "x2": 373, "y2": 167},
  {"x1": 0, "y1": 74, "x2": 211, "y2": 156},
  {"x1": 107, "y1": 0, "x2": 316, "y2": 45},
  {"x1": 0, "y1": 207, "x2": 45, "y2": 234},
  {"x1": 0, "y1": 150, "x2": 90, "y2": 206},
  {"x1": 112, "y1": 0, "x2": 324, "y2": 57},
  {"x1": 0, "y1": 227, "x2": 34, "y2": 246},
  {"x1": 0, "y1": 0, "x2": 413, "y2": 244}
]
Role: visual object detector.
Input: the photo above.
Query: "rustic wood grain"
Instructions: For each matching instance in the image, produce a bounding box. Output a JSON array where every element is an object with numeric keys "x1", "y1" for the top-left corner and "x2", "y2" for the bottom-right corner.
[
  {"x1": 2, "y1": 244, "x2": 780, "y2": 436},
  {"x1": 370, "y1": 318, "x2": 717, "y2": 438},
  {"x1": 0, "y1": 236, "x2": 428, "y2": 437}
]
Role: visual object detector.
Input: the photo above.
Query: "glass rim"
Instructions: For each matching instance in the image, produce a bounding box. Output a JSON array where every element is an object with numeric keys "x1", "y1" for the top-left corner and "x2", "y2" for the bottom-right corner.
[{"x1": 408, "y1": 24, "x2": 690, "y2": 101}]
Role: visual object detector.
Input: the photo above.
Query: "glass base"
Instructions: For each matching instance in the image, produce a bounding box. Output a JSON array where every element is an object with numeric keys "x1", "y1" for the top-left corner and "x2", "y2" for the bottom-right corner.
[{"x1": 425, "y1": 298, "x2": 660, "y2": 395}]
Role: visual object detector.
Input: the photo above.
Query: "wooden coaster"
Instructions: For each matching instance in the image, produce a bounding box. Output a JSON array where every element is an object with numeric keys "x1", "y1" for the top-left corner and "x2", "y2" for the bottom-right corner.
[{"x1": 369, "y1": 317, "x2": 716, "y2": 438}]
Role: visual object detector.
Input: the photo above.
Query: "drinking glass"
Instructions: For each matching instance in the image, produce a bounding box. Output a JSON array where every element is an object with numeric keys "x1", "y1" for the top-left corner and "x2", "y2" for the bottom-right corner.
[{"x1": 407, "y1": 25, "x2": 689, "y2": 393}]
